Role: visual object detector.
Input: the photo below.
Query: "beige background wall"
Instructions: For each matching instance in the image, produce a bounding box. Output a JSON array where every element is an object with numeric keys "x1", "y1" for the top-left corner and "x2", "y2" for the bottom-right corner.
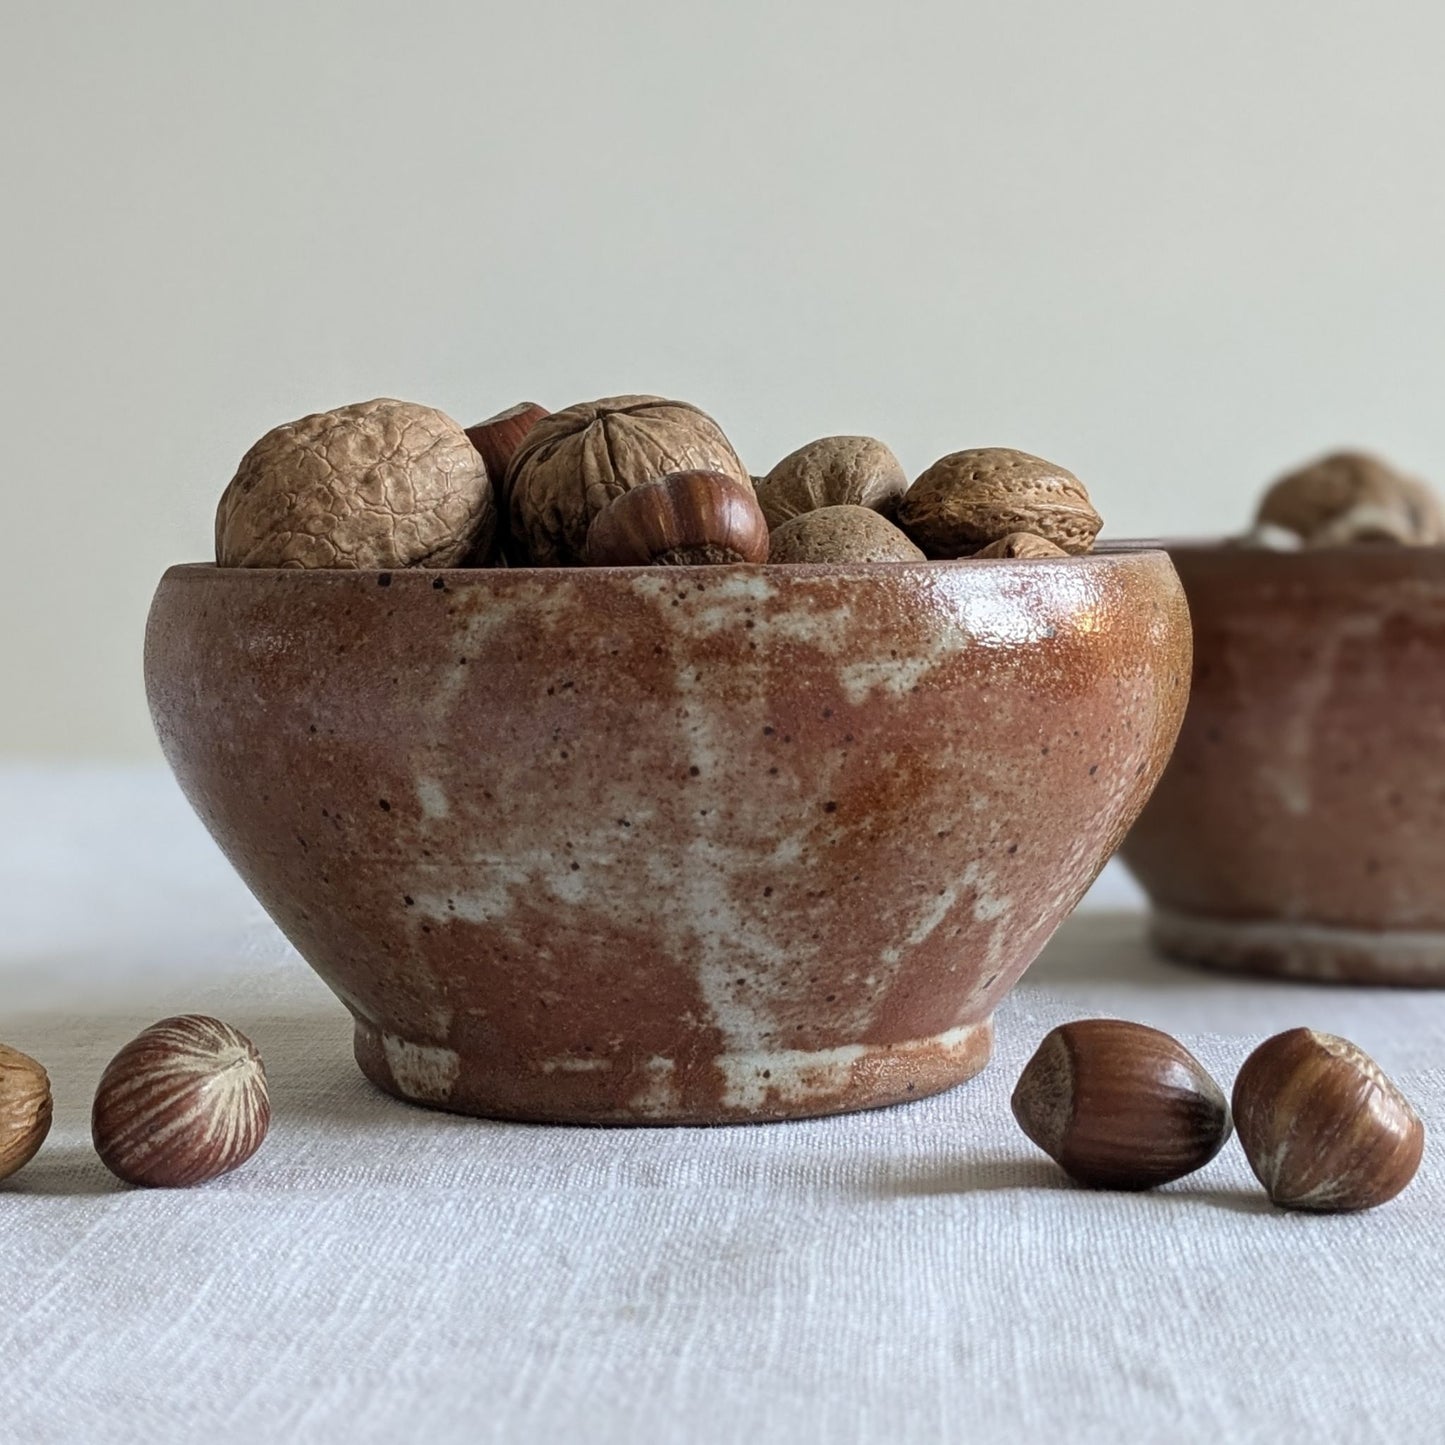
[{"x1": 4, "y1": 1, "x2": 1444, "y2": 758}]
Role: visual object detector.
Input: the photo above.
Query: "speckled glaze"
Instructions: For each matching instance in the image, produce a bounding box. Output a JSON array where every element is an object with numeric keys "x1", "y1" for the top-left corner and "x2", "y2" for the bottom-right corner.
[
  {"x1": 145, "y1": 555, "x2": 1189, "y2": 1123},
  {"x1": 1121, "y1": 544, "x2": 1445, "y2": 984}
]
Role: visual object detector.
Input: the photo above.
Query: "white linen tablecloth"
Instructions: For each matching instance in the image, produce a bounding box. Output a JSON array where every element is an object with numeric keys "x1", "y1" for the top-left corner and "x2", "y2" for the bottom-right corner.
[{"x1": 2, "y1": 766, "x2": 1442, "y2": 1445}]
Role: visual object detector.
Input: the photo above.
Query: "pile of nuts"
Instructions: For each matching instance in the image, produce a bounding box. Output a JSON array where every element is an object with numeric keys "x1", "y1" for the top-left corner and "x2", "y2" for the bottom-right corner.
[
  {"x1": 214, "y1": 394, "x2": 1104, "y2": 570},
  {"x1": 1012, "y1": 1019, "x2": 1424, "y2": 1211},
  {"x1": 1, "y1": 1017, "x2": 270, "y2": 1190},
  {"x1": 1243, "y1": 450, "x2": 1443, "y2": 548}
]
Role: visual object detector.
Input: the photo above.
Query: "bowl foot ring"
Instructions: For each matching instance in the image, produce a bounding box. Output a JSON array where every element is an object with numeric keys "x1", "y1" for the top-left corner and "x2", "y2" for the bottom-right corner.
[
  {"x1": 1150, "y1": 908, "x2": 1445, "y2": 987},
  {"x1": 352, "y1": 1016, "x2": 995, "y2": 1125}
]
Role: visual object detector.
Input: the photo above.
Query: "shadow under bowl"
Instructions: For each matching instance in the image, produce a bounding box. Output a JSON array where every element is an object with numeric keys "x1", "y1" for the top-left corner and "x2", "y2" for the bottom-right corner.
[
  {"x1": 145, "y1": 553, "x2": 1189, "y2": 1122},
  {"x1": 1119, "y1": 542, "x2": 1445, "y2": 984}
]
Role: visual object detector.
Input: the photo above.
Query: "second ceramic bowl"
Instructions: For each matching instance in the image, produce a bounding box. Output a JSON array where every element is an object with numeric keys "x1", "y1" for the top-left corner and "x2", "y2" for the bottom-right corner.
[{"x1": 1121, "y1": 543, "x2": 1445, "y2": 984}]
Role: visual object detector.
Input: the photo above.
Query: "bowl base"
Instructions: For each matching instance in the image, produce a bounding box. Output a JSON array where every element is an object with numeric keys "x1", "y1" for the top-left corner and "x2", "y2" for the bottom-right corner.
[
  {"x1": 352, "y1": 1017, "x2": 994, "y2": 1125},
  {"x1": 1151, "y1": 908, "x2": 1445, "y2": 987}
]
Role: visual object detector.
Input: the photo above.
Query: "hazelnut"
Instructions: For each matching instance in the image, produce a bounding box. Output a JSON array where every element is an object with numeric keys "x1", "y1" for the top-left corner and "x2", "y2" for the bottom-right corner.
[
  {"x1": 465, "y1": 402, "x2": 550, "y2": 564},
  {"x1": 972, "y1": 531, "x2": 1069, "y2": 560},
  {"x1": 92, "y1": 1016, "x2": 270, "y2": 1188},
  {"x1": 1255, "y1": 451, "x2": 1442, "y2": 546},
  {"x1": 507, "y1": 395, "x2": 751, "y2": 565},
  {"x1": 585, "y1": 470, "x2": 769, "y2": 566},
  {"x1": 767, "y1": 505, "x2": 926, "y2": 564},
  {"x1": 755, "y1": 435, "x2": 908, "y2": 530},
  {"x1": 1012, "y1": 1020, "x2": 1231, "y2": 1190},
  {"x1": 465, "y1": 402, "x2": 550, "y2": 494},
  {"x1": 1232, "y1": 1028, "x2": 1424, "y2": 1212},
  {"x1": 897, "y1": 448, "x2": 1102, "y2": 557},
  {"x1": 0, "y1": 1043, "x2": 52, "y2": 1182},
  {"x1": 216, "y1": 398, "x2": 494, "y2": 569}
]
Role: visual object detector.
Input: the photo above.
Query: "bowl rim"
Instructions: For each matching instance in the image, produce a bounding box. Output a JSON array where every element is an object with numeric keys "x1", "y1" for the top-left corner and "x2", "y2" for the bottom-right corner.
[
  {"x1": 1118, "y1": 537, "x2": 1445, "y2": 573},
  {"x1": 159, "y1": 545, "x2": 1176, "y2": 582}
]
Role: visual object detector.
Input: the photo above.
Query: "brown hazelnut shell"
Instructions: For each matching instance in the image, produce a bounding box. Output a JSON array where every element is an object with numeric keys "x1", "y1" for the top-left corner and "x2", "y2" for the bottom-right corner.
[
  {"x1": 584, "y1": 470, "x2": 769, "y2": 566},
  {"x1": 464, "y1": 402, "x2": 550, "y2": 565},
  {"x1": 1012, "y1": 1019, "x2": 1231, "y2": 1190},
  {"x1": 465, "y1": 402, "x2": 550, "y2": 495},
  {"x1": 1232, "y1": 1028, "x2": 1424, "y2": 1212}
]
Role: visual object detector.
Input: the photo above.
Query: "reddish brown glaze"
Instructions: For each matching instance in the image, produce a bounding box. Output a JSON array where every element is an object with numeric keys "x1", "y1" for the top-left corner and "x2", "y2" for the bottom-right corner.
[
  {"x1": 145, "y1": 554, "x2": 1189, "y2": 1123},
  {"x1": 1121, "y1": 544, "x2": 1445, "y2": 984}
]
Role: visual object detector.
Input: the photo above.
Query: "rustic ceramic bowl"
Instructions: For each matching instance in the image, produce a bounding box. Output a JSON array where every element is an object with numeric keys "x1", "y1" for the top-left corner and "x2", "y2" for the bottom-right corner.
[
  {"x1": 145, "y1": 554, "x2": 1189, "y2": 1123},
  {"x1": 1120, "y1": 543, "x2": 1445, "y2": 984}
]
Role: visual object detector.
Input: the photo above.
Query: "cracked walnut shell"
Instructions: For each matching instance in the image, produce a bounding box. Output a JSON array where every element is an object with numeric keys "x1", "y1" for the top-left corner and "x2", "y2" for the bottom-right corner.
[
  {"x1": 506, "y1": 395, "x2": 751, "y2": 566},
  {"x1": 897, "y1": 448, "x2": 1101, "y2": 557},
  {"x1": 216, "y1": 399, "x2": 495, "y2": 569}
]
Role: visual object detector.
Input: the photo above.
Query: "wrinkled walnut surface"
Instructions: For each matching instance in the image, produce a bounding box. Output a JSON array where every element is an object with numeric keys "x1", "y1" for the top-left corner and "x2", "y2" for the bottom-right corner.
[
  {"x1": 897, "y1": 448, "x2": 1101, "y2": 557},
  {"x1": 216, "y1": 399, "x2": 494, "y2": 569},
  {"x1": 507, "y1": 395, "x2": 751, "y2": 566},
  {"x1": 1255, "y1": 451, "x2": 1442, "y2": 546},
  {"x1": 768, "y1": 505, "x2": 926, "y2": 563},
  {"x1": 756, "y1": 435, "x2": 907, "y2": 530}
]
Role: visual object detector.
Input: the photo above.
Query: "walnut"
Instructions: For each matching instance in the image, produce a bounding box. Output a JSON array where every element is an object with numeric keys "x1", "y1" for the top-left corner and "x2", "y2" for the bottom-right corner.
[
  {"x1": 972, "y1": 532, "x2": 1068, "y2": 559},
  {"x1": 506, "y1": 396, "x2": 750, "y2": 565},
  {"x1": 896, "y1": 448, "x2": 1101, "y2": 557},
  {"x1": 768, "y1": 505, "x2": 925, "y2": 563},
  {"x1": 754, "y1": 435, "x2": 908, "y2": 530},
  {"x1": 1254, "y1": 451, "x2": 1442, "y2": 546},
  {"x1": 216, "y1": 399, "x2": 494, "y2": 569}
]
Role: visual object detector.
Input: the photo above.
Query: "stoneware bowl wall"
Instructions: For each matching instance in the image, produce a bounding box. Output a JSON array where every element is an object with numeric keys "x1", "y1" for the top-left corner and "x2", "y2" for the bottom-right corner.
[
  {"x1": 146, "y1": 555, "x2": 1190, "y2": 1124},
  {"x1": 1121, "y1": 544, "x2": 1445, "y2": 984}
]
